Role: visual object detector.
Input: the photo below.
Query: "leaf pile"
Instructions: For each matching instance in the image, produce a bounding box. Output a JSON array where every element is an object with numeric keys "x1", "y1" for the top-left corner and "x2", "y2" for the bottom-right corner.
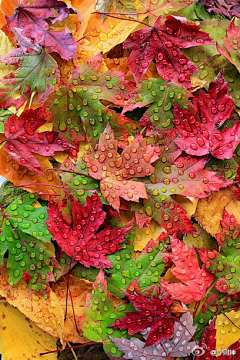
[{"x1": 0, "y1": 0, "x2": 240, "y2": 359}]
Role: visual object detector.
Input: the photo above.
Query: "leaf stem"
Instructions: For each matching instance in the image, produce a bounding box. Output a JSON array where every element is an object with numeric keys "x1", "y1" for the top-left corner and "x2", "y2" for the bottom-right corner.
[
  {"x1": 47, "y1": 168, "x2": 93, "y2": 179},
  {"x1": 40, "y1": 342, "x2": 100, "y2": 355},
  {"x1": 93, "y1": 11, "x2": 151, "y2": 27}
]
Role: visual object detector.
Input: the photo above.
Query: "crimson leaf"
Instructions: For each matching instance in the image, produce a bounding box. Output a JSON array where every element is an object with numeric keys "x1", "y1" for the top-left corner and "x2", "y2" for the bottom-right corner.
[
  {"x1": 123, "y1": 15, "x2": 213, "y2": 87},
  {"x1": 46, "y1": 193, "x2": 131, "y2": 268}
]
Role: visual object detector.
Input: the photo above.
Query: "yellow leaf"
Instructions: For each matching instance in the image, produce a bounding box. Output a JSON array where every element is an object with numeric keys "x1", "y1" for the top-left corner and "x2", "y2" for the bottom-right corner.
[
  {"x1": 0, "y1": 301, "x2": 58, "y2": 360},
  {"x1": 194, "y1": 187, "x2": 240, "y2": 236},
  {"x1": 134, "y1": 219, "x2": 166, "y2": 251},
  {"x1": 0, "y1": 30, "x2": 16, "y2": 78},
  {"x1": 0, "y1": 266, "x2": 64, "y2": 340},
  {"x1": 183, "y1": 224, "x2": 215, "y2": 250},
  {"x1": 215, "y1": 310, "x2": 240, "y2": 352},
  {"x1": 51, "y1": 275, "x2": 93, "y2": 343},
  {"x1": 172, "y1": 195, "x2": 199, "y2": 220}
]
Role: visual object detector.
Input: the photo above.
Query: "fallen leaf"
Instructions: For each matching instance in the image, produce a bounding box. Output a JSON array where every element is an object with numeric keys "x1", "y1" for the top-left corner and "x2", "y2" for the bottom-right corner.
[{"x1": 0, "y1": 301, "x2": 58, "y2": 360}]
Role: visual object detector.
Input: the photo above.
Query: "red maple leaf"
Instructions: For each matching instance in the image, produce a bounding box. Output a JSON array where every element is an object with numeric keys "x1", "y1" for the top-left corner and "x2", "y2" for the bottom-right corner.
[
  {"x1": 162, "y1": 237, "x2": 215, "y2": 304},
  {"x1": 6, "y1": 0, "x2": 78, "y2": 60},
  {"x1": 123, "y1": 15, "x2": 213, "y2": 87},
  {"x1": 109, "y1": 286, "x2": 174, "y2": 347},
  {"x1": 4, "y1": 108, "x2": 73, "y2": 175},
  {"x1": 173, "y1": 73, "x2": 239, "y2": 159},
  {"x1": 46, "y1": 193, "x2": 131, "y2": 268}
]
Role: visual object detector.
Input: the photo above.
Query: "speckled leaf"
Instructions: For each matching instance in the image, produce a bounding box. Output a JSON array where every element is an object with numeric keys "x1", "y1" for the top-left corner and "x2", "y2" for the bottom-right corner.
[
  {"x1": 0, "y1": 48, "x2": 60, "y2": 110},
  {"x1": 173, "y1": 73, "x2": 239, "y2": 160},
  {"x1": 143, "y1": 132, "x2": 231, "y2": 234},
  {"x1": 0, "y1": 109, "x2": 12, "y2": 134},
  {"x1": 198, "y1": 210, "x2": 240, "y2": 295},
  {"x1": 6, "y1": 0, "x2": 78, "y2": 60},
  {"x1": 109, "y1": 289, "x2": 174, "y2": 347},
  {"x1": 79, "y1": 269, "x2": 132, "y2": 357},
  {"x1": 162, "y1": 237, "x2": 215, "y2": 304},
  {"x1": 47, "y1": 193, "x2": 131, "y2": 268},
  {"x1": 123, "y1": 78, "x2": 192, "y2": 131},
  {"x1": 123, "y1": 15, "x2": 213, "y2": 86},
  {"x1": 84, "y1": 123, "x2": 161, "y2": 211},
  {"x1": 45, "y1": 54, "x2": 136, "y2": 147},
  {"x1": 105, "y1": 232, "x2": 170, "y2": 299},
  {"x1": 0, "y1": 193, "x2": 59, "y2": 294},
  {"x1": 111, "y1": 311, "x2": 197, "y2": 360}
]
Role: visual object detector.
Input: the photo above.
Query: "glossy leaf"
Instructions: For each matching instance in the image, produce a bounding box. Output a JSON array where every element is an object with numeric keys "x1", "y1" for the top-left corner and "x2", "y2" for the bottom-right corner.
[{"x1": 46, "y1": 193, "x2": 131, "y2": 268}]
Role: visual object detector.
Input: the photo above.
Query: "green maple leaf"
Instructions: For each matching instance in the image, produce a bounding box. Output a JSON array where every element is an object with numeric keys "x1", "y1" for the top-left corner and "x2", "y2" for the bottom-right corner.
[
  {"x1": 96, "y1": 0, "x2": 137, "y2": 21},
  {"x1": 123, "y1": 78, "x2": 192, "y2": 130},
  {"x1": 0, "y1": 47, "x2": 60, "y2": 110},
  {"x1": 45, "y1": 54, "x2": 136, "y2": 146},
  {"x1": 79, "y1": 269, "x2": 132, "y2": 357},
  {"x1": 0, "y1": 193, "x2": 59, "y2": 295},
  {"x1": 72, "y1": 226, "x2": 170, "y2": 299},
  {"x1": 198, "y1": 210, "x2": 240, "y2": 295}
]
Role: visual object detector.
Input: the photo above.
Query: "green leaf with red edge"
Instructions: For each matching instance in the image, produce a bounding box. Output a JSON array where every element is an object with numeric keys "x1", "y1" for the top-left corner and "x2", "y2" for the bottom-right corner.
[
  {"x1": 6, "y1": 0, "x2": 78, "y2": 60},
  {"x1": 198, "y1": 210, "x2": 240, "y2": 295},
  {"x1": 78, "y1": 268, "x2": 133, "y2": 358},
  {"x1": 3, "y1": 108, "x2": 73, "y2": 176},
  {"x1": 217, "y1": 19, "x2": 240, "y2": 72},
  {"x1": 162, "y1": 237, "x2": 215, "y2": 304},
  {"x1": 123, "y1": 78, "x2": 193, "y2": 131},
  {"x1": 123, "y1": 15, "x2": 213, "y2": 87},
  {"x1": 109, "y1": 285, "x2": 174, "y2": 347},
  {"x1": 0, "y1": 193, "x2": 59, "y2": 295},
  {"x1": 142, "y1": 131, "x2": 231, "y2": 234},
  {"x1": 0, "y1": 48, "x2": 60, "y2": 110},
  {"x1": 45, "y1": 54, "x2": 137, "y2": 147},
  {"x1": 193, "y1": 291, "x2": 240, "y2": 339},
  {"x1": 105, "y1": 232, "x2": 171, "y2": 299},
  {"x1": 46, "y1": 192, "x2": 131, "y2": 268},
  {"x1": 84, "y1": 123, "x2": 161, "y2": 211},
  {"x1": 173, "y1": 72, "x2": 239, "y2": 160}
]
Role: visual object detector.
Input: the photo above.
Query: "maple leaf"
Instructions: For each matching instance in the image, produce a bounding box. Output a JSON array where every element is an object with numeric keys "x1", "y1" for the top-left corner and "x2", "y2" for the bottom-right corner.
[
  {"x1": 46, "y1": 192, "x2": 131, "y2": 268},
  {"x1": 45, "y1": 54, "x2": 136, "y2": 147},
  {"x1": 71, "y1": 232, "x2": 171, "y2": 299},
  {"x1": 0, "y1": 47, "x2": 60, "y2": 109},
  {"x1": 95, "y1": 0, "x2": 137, "y2": 21},
  {"x1": 198, "y1": 0, "x2": 240, "y2": 19},
  {"x1": 79, "y1": 269, "x2": 132, "y2": 357},
  {"x1": 142, "y1": 131, "x2": 232, "y2": 234},
  {"x1": 123, "y1": 15, "x2": 213, "y2": 86},
  {"x1": 6, "y1": 0, "x2": 79, "y2": 60},
  {"x1": 84, "y1": 123, "x2": 161, "y2": 211},
  {"x1": 109, "y1": 289, "x2": 174, "y2": 347},
  {"x1": 111, "y1": 311, "x2": 197, "y2": 359},
  {"x1": 3, "y1": 108, "x2": 73, "y2": 176},
  {"x1": 123, "y1": 78, "x2": 192, "y2": 131},
  {"x1": 217, "y1": 20, "x2": 240, "y2": 72},
  {"x1": 173, "y1": 73, "x2": 240, "y2": 160},
  {"x1": 0, "y1": 193, "x2": 59, "y2": 294},
  {"x1": 162, "y1": 237, "x2": 215, "y2": 304},
  {"x1": 198, "y1": 210, "x2": 240, "y2": 295}
]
